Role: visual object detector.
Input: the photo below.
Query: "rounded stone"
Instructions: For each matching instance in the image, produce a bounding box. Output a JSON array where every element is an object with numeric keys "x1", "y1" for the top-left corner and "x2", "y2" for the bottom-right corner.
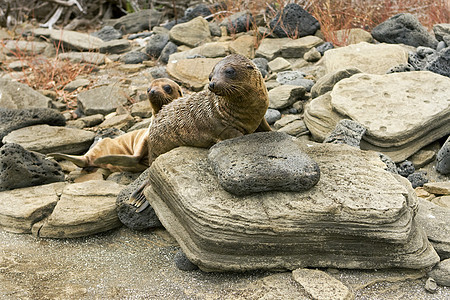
[
  {"x1": 269, "y1": 3, "x2": 320, "y2": 38},
  {"x1": 371, "y1": 13, "x2": 438, "y2": 48},
  {"x1": 265, "y1": 109, "x2": 281, "y2": 125},
  {"x1": 120, "y1": 51, "x2": 149, "y2": 64},
  {"x1": 396, "y1": 160, "x2": 415, "y2": 177},
  {"x1": 208, "y1": 132, "x2": 320, "y2": 195},
  {"x1": 407, "y1": 172, "x2": 428, "y2": 188},
  {"x1": 174, "y1": 250, "x2": 199, "y2": 271},
  {"x1": 0, "y1": 143, "x2": 64, "y2": 191}
]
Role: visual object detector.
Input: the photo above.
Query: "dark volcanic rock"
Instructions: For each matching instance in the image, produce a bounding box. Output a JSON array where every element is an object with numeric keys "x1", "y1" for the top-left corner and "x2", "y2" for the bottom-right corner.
[
  {"x1": 120, "y1": 51, "x2": 149, "y2": 64},
  {"x1": 116, "y1": 169, "x2": 162, "y2": 230},
  {"x1": 220, "y1": 11, "x2": 254, "y2": 34},
  {"x1": 145, "y1": 33, "x2": 170, "y2": 59},
  {"x1": 323, "y1": 119, "x2": 366, "y2": 148},
  {"x1": 396, "y1": 160, "x2": 415, "y2": 177},
  {"x1": 91, "y1": 26, "x2": 122, "y2": 41},
  {"x1": 174, "y1": 250, "x2": 199, "y2": 271},
  {"x1": 316, "y1": 42, "x2": 334, "y2": 55},
  {"x1": 252, "y1": 57, "x2": 269, "y2": 77},
  {"x1": 269, "y1": 3, "x2": 320, "y2": 38},
  {"x1": 426, "y1": 47, "x2": 450, "y2": 78},
  {"x1": 112, "y1": 9, "x2": 162, "y2": 34},
  {"x1": 208, "y1": 132, "x2": 320, "y2": 196},
  {"x1": 437, "y1": 136, "x2": 450, "y2": 175},
  {"x1": 159, "y1": 41, "x2": 178, "y2": 64},
  {"x1": 185, "y1": 3, "x2": 212, "y2": 21},
  {"x1": 0, "y1": 108, "x2": 66, "y2": 145},
  {"x1": 0, "y1": 143, "x2": 64, "y2": 191},
  {"x1": 371, "y1": 13, "x2": 438, "y2": 48},
  {"x1": 407, "y1": 172, "x2": 428, "y2": 188}
]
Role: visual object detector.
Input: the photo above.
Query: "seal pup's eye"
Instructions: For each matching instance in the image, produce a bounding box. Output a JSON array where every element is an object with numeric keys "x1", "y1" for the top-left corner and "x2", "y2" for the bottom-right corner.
[
  {"x1": 163, "y1": 85, "x2": 172, "y2": 94},
  {"x1": 224, "y1": 67, "x2": 236, "y2": 78}
]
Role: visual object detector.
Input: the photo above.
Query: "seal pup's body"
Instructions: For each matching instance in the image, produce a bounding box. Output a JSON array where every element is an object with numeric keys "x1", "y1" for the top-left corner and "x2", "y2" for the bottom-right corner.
[
  {"x1": 48, "y1": 78, "x2": 183, "y2": 173},
  {"x1": 130, "y1": 54, "x2": 271, "y2": 210}
]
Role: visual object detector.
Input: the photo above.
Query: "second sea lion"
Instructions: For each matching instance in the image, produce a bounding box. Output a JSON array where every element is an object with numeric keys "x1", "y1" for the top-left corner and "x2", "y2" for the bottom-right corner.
[
  {"x1": 47, "y1": 78, "x2": 183, "y2": 173},
  {"x1": 129, "y1": 54, "x2": 272, "y2": 210}
]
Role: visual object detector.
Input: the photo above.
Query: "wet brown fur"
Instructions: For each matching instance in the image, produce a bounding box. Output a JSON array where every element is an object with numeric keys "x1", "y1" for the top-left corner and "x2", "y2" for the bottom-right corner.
[
  {"x1": 47, "y1": 78, "x2": 183, "y2": 172},
  {"x1": 147, "y1": 54, "x2": 271, "y2": 166}
]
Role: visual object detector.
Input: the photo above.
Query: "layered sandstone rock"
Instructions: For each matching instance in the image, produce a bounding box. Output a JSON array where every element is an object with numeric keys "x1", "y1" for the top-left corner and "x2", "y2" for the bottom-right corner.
[
  {"x1": 144, "y1": 136, "x2": 439, "y2": 272},
  {"x1": 305, "y1": 71, "x2": 450, "y2": 162}
]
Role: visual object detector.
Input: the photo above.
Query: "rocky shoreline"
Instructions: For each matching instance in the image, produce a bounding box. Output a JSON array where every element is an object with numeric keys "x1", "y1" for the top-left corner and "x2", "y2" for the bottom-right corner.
[{"x1": 1, "y1": 2, "x2": 450, "y2": 298}]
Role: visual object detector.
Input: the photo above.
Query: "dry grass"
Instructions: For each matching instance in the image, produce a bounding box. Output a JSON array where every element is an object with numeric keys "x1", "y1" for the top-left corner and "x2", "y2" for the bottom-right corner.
[
  {"x1": 0, "y1": 38, "x2": 95, "y2": 109},
  {"x1": 211, "y1": 0, "x2": 449, "y2": 46}
]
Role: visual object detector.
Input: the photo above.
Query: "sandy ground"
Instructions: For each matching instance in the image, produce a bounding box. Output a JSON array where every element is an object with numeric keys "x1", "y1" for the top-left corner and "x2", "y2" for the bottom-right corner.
[{"x1": 1, "y1": 226, "x2": 449, "y2": 299}]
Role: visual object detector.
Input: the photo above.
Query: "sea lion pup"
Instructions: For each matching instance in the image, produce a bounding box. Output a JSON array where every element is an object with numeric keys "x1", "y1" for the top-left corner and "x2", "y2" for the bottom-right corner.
[
  {"x1": 47, "y1": 78, "x2": 183, "y2": 173},
  {"x1": 129, "y1": 54, "x2": 271, "y2": 211}
]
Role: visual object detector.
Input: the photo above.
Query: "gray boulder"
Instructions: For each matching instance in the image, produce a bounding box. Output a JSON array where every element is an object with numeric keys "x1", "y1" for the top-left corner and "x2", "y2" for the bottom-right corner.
[
  {"x1": 208, "y1": 132, "x2": 320, "y2": 195},
  {"x1": 77, "y1": 86, "x2": 129, "y2": 116},
  {"x1": 0, "y1": 182, "x2": 65, "y2": 233},
  {"x1": 269, "y1": 3, "x2": 320, "y2": 38},
  {"x1": 292, "y1": 269, "x2": 353, "y2": 300},
  {"x1": 0, "y1": 143, "x2": 64, "y2": 192},
  {"x1": 112, "y1": 9, "x2": 162, "y2": 34},
  {"x1": 0, "y1": 79, "x2": 52, "y2": 109},
  {"x1": 311, "y1": 67, "x2": 362, "y2": 98},
  {"x1": 145, "y1": 143, "x2": 439, "y2": 272},
  {"x1": 268, "y1": 85, "x2": 306, "y2": 110},
  {"x1": 159, "y1": 42, "x2": 178, "y2": 64},
  {"x1": 220, "y1": 11, "x2": 254, "y2": 34},
  {"x1": 327, "y1": 71, "x2": 450, "y2": 162},
  {"x1": 323, "y1": 119, "x2": 366, "y2": 148},
  {"x1": 169, "y1": 16, "x2": 211, "y2": 48},
  {"x1": 99, "y1": 39, "x2": 131, "y2": 54},
  {"x1": 265, "y1": 109, "x2": 281, "y2": 125},
  {"x1": 145, "y1": 33, "x2": 170, "y2": 59},
  {"x1": 276, "y1": 71, "x2": 314, "y2": 92},
  {"x1": 91, "y1": 25, "x2": 122, "y2": 41},
  {"x1": 371, "y1": 13, "x2": 438, "y2": 48},
  {"x1": 120, "y1": 51, "x2": 148, "y2": 64},
  {"x1": 426, "y1": 47, "x2": 450, "y2": 78},
  {"x1": 0, "y1": 108, "x2": 65, "y2": 144},
  {"x1": 429, "y1": 259, "x2": 450, "y2": 287},
  {"x1": 116, "y1": 168, "x2": 162, "y2": 230},
  {"x1": 2, "y1": 124, "x2": 95, "y2": 155},
  {"x1": 437, "y1": 136, "x2": 450, "y2": 174},
  {"x1": 416, "y1": 198, "x2": 450, "y2": 259},
  {"x1": 252, "y1": 57, "x2": 269, "y2": 77},
  {"x1": 32, "y1": 180, "x2": 124, "y2": 238}
]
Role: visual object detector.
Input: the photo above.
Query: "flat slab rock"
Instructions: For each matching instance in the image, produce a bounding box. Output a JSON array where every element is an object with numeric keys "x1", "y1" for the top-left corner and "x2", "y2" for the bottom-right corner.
[
  {"x1": 0, "y1": 182, "x2": 65, "y2": 233},
  {"x1": 322, "y1": 42, "x2": 408, "y2": 75},
  {"x1": 0, "y1": 79, "x2": 52, "y2": 109},
  {"x1": 305, "y1": 71, "x2": 450, "y2": 162},
  {"x1": 415, "y1": 198, "x2": 450, "y2": 259},
  {"x1": 208, "y1": 132, "x2": 320, "y2": 195},
  {"x1": 2, "y1": 124, "x2": 95, "y2": 154},
  {"x1": 32, "y1": 180, "x2": 124, "y2": 238},
  {"x1": 145, "y1": 141, "x2": 439, "y2": 272}
]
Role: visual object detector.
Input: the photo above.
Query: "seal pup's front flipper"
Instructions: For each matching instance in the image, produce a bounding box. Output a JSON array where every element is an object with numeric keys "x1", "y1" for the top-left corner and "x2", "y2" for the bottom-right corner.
[
  {"x1": 254, "y1": 118, "x2": 272, "y2": 132},
  {"x1": 47, "y1": 153, "x2": 89, "y2": 168},
  {"x1": 93, "y1": 155, "x2": 141, "y2": 167},
  {"x1": 127, "y1": 179, "x2": 150, "y2": 212}
]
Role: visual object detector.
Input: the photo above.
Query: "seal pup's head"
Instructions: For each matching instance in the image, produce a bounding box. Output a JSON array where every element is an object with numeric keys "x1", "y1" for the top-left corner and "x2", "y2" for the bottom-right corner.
[
  {"x1": 147, "y1": 78, "x2": 183, "y2": 115},
  {"x1": 208, "y1": 54, "x2": 266, "y2": 100}
]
